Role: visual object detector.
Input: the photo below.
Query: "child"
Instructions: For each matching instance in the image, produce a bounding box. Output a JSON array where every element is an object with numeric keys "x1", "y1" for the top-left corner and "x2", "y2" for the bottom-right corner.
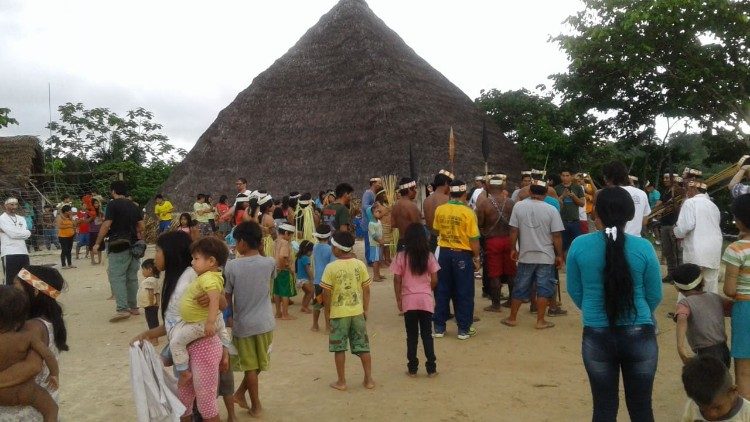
[
  {"x1": 368, "y1": 203, "x2": 385, "y2": 281},
  {"x1": 296, "y1": 240, "x2": 314, "y2": 314},
  {"x1": 137, "y1": 259, "x2": 162, "y2": 343},
  {"x1": 674, "y1": 263, "x2": 732, "y2": 367},
  {"x1": 681, "y1": 355, "x2": 750, "y2": 421},
  {"x1": 321, "y1": 231, "x2": 374, "y2": 391},
  {"x1": 273, "y1": 223, "x2": 296, "y2": 320},
  {"x1": 55, "y1": 205, "x2": 76, "y2": 269},
  {"x1": 312, "y1": 224, "x2": 335, "y2": 332},
  {"x1": 0, "y1": 285, "x2": 59, "y2": 422},
  {"x1": 390, "y1": 223, "x2": 440, "y2": 377},
  {"x1": 724, "y1": 193, "x2": 750, "y2": 398},
  {"x1": 225, "y1": 221, "x2": 276, "y2": 418},
  {"x1": 172, "y1": 236, "x2": 230, "y2": 387}
]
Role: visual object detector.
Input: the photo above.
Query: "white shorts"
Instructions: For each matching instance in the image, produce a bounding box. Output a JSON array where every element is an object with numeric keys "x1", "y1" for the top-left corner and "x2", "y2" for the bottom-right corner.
[{"x1": 296, "y1": 278, "x2": 311, "y2": 288}]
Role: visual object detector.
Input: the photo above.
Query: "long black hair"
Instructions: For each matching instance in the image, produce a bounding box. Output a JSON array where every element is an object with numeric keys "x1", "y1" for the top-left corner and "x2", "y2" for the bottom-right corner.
[
  {"x1": 403, "y1": 223, "x2": 430, "y2": 276},
  {"x1": 157, "y1": 231, "x2": 193, "y2": 319},
  {"x1": 596, "y1": 187, "x2": 636, "y2": 326},
  {"x1": 296, "y1": 240, "x2": 314, "y2": 274},
  {"x1": 18, "y1": 265, "x2": 69, "y2": 351}
]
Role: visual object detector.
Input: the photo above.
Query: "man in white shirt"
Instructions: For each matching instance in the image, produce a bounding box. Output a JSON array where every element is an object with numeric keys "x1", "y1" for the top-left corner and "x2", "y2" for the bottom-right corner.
[
  {"x1": 674, "y1": 181, "x2": 722, "y2": 295},
  {"x1": 0, "y1": 197, "x2": 31, "y2": 285},
  {"x1": 221, "y1": 177, "x2": 253, "y2": 220},
  {"x1": 468, "y1": 176, "x2": 486, "y2": 210},
  {"x1": 599, "y1": 162, "x2": 650, "y2": 236}
]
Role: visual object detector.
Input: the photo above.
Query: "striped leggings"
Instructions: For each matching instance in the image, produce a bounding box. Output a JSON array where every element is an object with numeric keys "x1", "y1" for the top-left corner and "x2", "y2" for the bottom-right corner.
[{"x1": 177, "y1": 335, "x2": 222, "y2": 418}]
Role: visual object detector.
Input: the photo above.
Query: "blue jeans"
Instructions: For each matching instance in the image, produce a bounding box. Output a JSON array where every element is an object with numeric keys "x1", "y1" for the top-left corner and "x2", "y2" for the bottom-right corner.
[
  {"x1": 157, "y1": 220, "x2": 172, "y2": 234},
  {"x1": 513, "y1": 263, "x2": 556, "y2": 300},
  {"x1": 562, "y1": 220, "x2": 582, "y2": 251},
  {"x1": 582, "y1": 325, "x2": 658, "y2": 422},
  {"x1": 433, "y1": 249, "x2": 475, "y2": 333}
]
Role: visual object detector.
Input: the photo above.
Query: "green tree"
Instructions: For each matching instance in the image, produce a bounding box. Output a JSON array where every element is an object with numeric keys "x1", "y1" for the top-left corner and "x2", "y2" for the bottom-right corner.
[
  {"x1": 475, "y1": 88, "x2": 603, "y2": 170},
  {"x1": 552, "y1": 0, "x2": 750, "y2": 144},
  {"x1": 46, "y1": 103, "x2": 186, "y2": 166},
  {"x1": 0, "y1": 108, "x2": 18, "y2": 128}
]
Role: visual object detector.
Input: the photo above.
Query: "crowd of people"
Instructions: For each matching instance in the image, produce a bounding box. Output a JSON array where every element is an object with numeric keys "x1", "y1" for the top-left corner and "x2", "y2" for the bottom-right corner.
[{"x1": 2, "y1": 160, "x2": 750, "y2": 421}]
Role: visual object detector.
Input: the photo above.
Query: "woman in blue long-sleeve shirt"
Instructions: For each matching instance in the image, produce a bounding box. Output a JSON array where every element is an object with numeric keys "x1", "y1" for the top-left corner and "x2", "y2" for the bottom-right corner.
[{"x1": 567, "y1": 186, "x2": 663, "y2": 422}]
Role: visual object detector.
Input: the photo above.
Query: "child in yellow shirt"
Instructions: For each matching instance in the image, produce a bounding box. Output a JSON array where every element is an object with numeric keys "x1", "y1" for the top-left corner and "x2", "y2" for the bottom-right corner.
[{"x1": 171, "y1": 237, "x2": 229, "y2": 387}]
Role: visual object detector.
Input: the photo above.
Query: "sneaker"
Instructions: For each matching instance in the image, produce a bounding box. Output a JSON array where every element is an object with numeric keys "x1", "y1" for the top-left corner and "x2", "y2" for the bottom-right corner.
[
  {"x1": 547, "y1": 307, "x2": 568, "y2": 317},
  {"x1": 109, "y1": 311, "x2": 131, "y2": 322},
  {"x1": 457, "y1": 326, "x2": 477, "y2": 340},
  {"x1": 433, "y1": 330, "x2": 445, "y2": 338}
]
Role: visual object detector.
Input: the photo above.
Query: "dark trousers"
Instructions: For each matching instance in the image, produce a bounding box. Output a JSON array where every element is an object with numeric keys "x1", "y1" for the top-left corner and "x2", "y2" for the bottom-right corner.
[
  {"x1": 562, "y1": 220, "x2": 583, "y2": 251},
  {"x1": 582, "y1": 325, "x2": 658, "y2": 422},
  {"x1": 659, "y1": 225, "x2": 681, "y2": 277},
  {"x1": 696, "y1": 342, "x2": 731, "y2": 368},
  {"x1": 59, "y1": 236, "x2": 74, "y2": 267},
  {"x1": 144, "y1": 306, "x2": 160, "y2": 329},
  {"x1": 404, "y1": 310, "x2": 436, "y2": 374},
  {"x1": 434, "y1": 249, "x2": 475, "y2": 333},
  {"x1": 2, "y1": 254, "x2": 30, "y2": 285}
]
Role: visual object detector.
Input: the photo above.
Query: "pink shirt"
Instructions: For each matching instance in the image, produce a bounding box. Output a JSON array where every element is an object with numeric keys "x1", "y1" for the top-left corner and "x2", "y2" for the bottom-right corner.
[{"x1": 390, "y1": 251, "x2": 440, "y2": 312}]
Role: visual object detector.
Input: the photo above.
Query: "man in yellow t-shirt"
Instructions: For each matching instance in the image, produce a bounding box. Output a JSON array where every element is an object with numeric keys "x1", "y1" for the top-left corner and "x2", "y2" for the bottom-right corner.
[
  {"x1": 432, "y1": 180, "x2": 481, "y2": 340},
  {"x1": 154, "y1": 194, "x2": 174, "y2": 234}
]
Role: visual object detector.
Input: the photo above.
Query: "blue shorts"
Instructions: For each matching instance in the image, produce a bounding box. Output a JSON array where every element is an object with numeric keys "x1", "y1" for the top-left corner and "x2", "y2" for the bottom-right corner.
[
  {"x1": 732, "y1": 301, "x2": 750, "y2": 358},
  {"x1": 513, "y1": 263, "x2": 557, "y2": 300},
  {"x1": 158, "y1": 220, "x2": 172, "y2": 233},
  {"x1": 369, "y1": 245, "x2": 381, "y2": 262},
  {"x1": 76, "y1": 233, "x2": 89, "y2": 245}
]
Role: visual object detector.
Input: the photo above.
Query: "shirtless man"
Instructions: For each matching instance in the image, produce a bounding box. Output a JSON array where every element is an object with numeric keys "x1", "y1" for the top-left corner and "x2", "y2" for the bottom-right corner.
[
  {"x1": 476, "y1": 177, "x2": 515, "y2": 312},
  {"x1": 390, "y1": 177, "x2": 421, "y2": 252},
  {"x1": 423, "y1": 170, "x2": 453, "y2": 252}
]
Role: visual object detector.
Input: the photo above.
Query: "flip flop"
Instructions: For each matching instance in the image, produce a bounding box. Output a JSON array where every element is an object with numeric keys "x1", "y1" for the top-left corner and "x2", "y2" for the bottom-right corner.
[{"x1": 536, "y1": 321, "x2": 555, "y2": 330}]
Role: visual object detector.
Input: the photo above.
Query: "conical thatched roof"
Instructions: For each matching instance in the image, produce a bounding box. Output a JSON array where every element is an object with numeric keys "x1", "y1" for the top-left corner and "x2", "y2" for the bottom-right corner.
[
  {"x1": 159, "y1": 0, "x2": 525, "y2": 209},
  {"x1": 0, "y1": 136, "x2": 44, "y2": 191}
]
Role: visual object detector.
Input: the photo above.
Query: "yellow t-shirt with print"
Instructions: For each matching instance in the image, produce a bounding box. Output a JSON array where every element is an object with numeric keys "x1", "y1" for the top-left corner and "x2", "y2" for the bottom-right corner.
[
  {"x1": 179, "y1": 271, "x2": 224, "y2": 323},
  {"x1": 154, "y1": 201, "x2": 174, "y2": 222},
  {"x1": 433, "y1": 200, "x2": 480, "y2": 251},
  {"x1": 321, "y1": 258, "x2": 371, "y2": 319}
]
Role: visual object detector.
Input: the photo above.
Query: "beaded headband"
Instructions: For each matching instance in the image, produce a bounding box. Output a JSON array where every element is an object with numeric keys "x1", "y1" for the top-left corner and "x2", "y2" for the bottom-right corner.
[{"x1": 17, "y1": 269, "x2": 60, "y2": 299}]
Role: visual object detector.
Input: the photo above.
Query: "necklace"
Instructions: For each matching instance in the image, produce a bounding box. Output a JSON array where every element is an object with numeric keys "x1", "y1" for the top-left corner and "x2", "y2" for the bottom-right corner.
[{"x1": 8, "y1": 214, "x2": 18, "y2": 225}]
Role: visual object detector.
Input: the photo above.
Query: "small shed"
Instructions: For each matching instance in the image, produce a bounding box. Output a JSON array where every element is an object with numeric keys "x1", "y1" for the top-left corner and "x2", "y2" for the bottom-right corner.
[{"x1": 0, "y1": 136, "x2": 45, "y2": 193}]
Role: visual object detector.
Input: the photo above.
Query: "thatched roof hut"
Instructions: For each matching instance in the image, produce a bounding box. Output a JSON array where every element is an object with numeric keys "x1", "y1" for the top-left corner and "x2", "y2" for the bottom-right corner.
[
  {"x1": 0, "y1": 136, "x2": 44, "y2": 193},
  {"x1": 158, "y1": 0, "x2": 525, "y2": 209}
]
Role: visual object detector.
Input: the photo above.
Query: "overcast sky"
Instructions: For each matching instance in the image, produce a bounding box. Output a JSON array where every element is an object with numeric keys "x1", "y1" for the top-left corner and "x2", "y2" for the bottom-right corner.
[{"x1": 0, "y1": 0, "x2": 582, "y2": 151}]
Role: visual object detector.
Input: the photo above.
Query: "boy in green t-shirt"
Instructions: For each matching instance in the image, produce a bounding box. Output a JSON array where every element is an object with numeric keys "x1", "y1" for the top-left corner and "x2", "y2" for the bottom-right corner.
[{"x1": 321, "y1": 231, "x2": 375, "y2": 390}]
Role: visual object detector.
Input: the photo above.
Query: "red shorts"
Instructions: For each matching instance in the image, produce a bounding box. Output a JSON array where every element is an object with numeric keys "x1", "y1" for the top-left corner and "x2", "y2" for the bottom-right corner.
[{"x1": 484, "y1": 236, "x2": 516, "y2": 278}]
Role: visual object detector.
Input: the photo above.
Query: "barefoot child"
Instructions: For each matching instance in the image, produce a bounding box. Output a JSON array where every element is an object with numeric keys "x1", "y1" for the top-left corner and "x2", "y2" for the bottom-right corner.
[
  {"x1": 296, "y1": 240, "x2": 314, "y2": 314},
  {"x1": 225, "y1": 222, "x2": 276, "y2": 418},
  {"x1": 391, "y1": 223, "x2": 440, "y2": 377},
  {"x1": 171, "y1": 237, "x2": 230, "y2": 387},
  {"x1": 321, "y1": 231, "x2": 375, "y2": 390},
  {"x1": 273, "y1": 223, "x2": 296, "y2": 320},
  {"x1": 673, "y1": 263, "x2": 732, "y2": 367},
  {"x1": 312, "y1": 224, "x2": 335, "y2": 332},
  {"x1": 0, "y1": 285, "x2": 60, "y2": 422},
  {"x1": 368, "y1": 203, "x2": 385, "y2": 281},
  {"x1": 137, "y1": 259, "x2": 162, "y2": 343},
  {"x1": 723, "y1": 193, "x2": 750, "y2": 398}
]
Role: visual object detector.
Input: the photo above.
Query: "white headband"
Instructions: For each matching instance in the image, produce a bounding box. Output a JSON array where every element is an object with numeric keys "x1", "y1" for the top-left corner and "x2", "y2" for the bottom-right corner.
[
  {"x1": 278, "y1": 223, "x2": 296, "y2": 233},
  {"x1": 399, "y1": 181, "x2": 416, "y2": 190},
  {"x1": 489, "y1": 179, "x2": 504, "y2": 186},
  {"x1": 688, "y1": 181, "x2": 707, "y2": 190},
  {"x1": 629, "y1": 175, "x2": 638, "y2": 181},
  {"x1": 684, "y1": 167, "x2": 702, "y2": 176},
  {"x1": 289, "y1": 194, "x2": 301, "y2": 200},
  {"x1": 449, "y1": 184, "x2": 467, "y2": 192},
  {"x1": 313, "y1": 231, "x2": 331, "y2": 239},
  {"x1": 370, "y1": 177, "x2": 382, "y2": 183},
  {"x1": 330, "y1": 238, "x2": 352, "y2": 252},
  {"x1": 475, "y1": 176, "x2": 484, "y2": 181},
  {"x1": 530, "y1": 168, "x2": 546, "y2": 177},
  {"x1": 674, "y1": 274, "x2": 704, "y2": 291},
  {"x1": 439, "y1": 169, "x2": 455, "y2": 180},
  {"x1": 298, "y1": 199, "x2": 312, "y2": 205},
  {"x1": 4, "y1": 198, "x2": 18, "y2": 205},
  {"x1": 258, "y1": 195, "x2": 272, "y2": 206},
  {"x1": 532, "y1": 180, "x2": 547, "y2": 187},
  {"x1": 493, "y1": 173, "x2": 507, "y2": 179},
  {"x1": 235, "y1": 196, "x2": 250, "y2": 203},
  {"x1": 521, "y1": 171, "x2": 532, "y2": 176}
]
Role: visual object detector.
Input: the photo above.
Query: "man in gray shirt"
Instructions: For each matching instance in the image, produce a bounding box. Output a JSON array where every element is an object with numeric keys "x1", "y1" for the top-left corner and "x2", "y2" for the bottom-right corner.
[
  {"x1": 502, "y1": 181, "x2": 564, "y2": 330},
  {"x1": 224, "y1": 221, "x2": 276, "y2": 417}
]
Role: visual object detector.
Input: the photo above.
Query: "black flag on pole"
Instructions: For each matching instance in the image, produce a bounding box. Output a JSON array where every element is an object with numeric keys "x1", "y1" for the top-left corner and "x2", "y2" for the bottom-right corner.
[
  {"x1": 409, "y1": 142, "x2": 417, "y2": 181},
  {"x1": 481, "y1": 121, "x2": 489, "y2": 164}
]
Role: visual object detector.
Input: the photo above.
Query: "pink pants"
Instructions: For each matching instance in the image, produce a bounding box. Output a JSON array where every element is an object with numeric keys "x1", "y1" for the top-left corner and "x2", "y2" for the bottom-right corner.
[{"x1": 178, "y1": 335, "x2": 222, "y2": 418}]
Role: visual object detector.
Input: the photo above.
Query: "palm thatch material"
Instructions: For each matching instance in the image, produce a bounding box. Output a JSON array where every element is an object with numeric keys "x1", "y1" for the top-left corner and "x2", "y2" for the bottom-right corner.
[
  {"x1": 158, "y1": 0, "x2": 525, "y2": 210},
  {"x1": 0, "y1": 136, "x2": 44, "y2": 193}
]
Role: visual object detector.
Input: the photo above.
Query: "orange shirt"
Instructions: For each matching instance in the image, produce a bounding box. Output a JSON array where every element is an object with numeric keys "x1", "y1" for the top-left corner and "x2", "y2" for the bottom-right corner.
[{"x1": 57, "y1": 217, "x2": 75, "y2": 238}]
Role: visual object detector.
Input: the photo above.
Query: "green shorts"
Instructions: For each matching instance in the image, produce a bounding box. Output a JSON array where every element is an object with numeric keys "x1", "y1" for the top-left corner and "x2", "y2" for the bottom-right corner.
[
  {"x1": 329, "y1": 315, "x2": 369, "y2": 354},
  {"x1": 273, "y1": 269, "x2": 296, "y2": 298},
  {"x1": 231, "y1": 331, "x2": 273, "y2": 372}
]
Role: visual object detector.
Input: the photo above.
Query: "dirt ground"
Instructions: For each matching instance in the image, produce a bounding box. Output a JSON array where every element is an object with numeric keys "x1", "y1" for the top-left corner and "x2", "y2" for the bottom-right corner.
[{"x1": 25, "y1": 242, "x2": 690, "y2": 421}]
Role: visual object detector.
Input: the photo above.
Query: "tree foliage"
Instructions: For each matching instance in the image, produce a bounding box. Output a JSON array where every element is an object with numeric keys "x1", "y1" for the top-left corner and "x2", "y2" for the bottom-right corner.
[
  {"x1": 475, "y1": 88, "x2": 604, "y2": 170},
  {"x1": 46, "y1": 103, "x2": 186, "y2": 167},
  {"x1": 0, "y1": 108, "x2": 18, "y2": 129},
  {"x1": 552, "y1": 0, "x2": 750, "y2": 143}
]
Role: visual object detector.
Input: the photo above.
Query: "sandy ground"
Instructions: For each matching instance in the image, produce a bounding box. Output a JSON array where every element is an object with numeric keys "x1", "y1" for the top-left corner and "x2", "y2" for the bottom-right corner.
[{"x1": 20, "y1": 242, "x2": 691, "y2": 421}]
